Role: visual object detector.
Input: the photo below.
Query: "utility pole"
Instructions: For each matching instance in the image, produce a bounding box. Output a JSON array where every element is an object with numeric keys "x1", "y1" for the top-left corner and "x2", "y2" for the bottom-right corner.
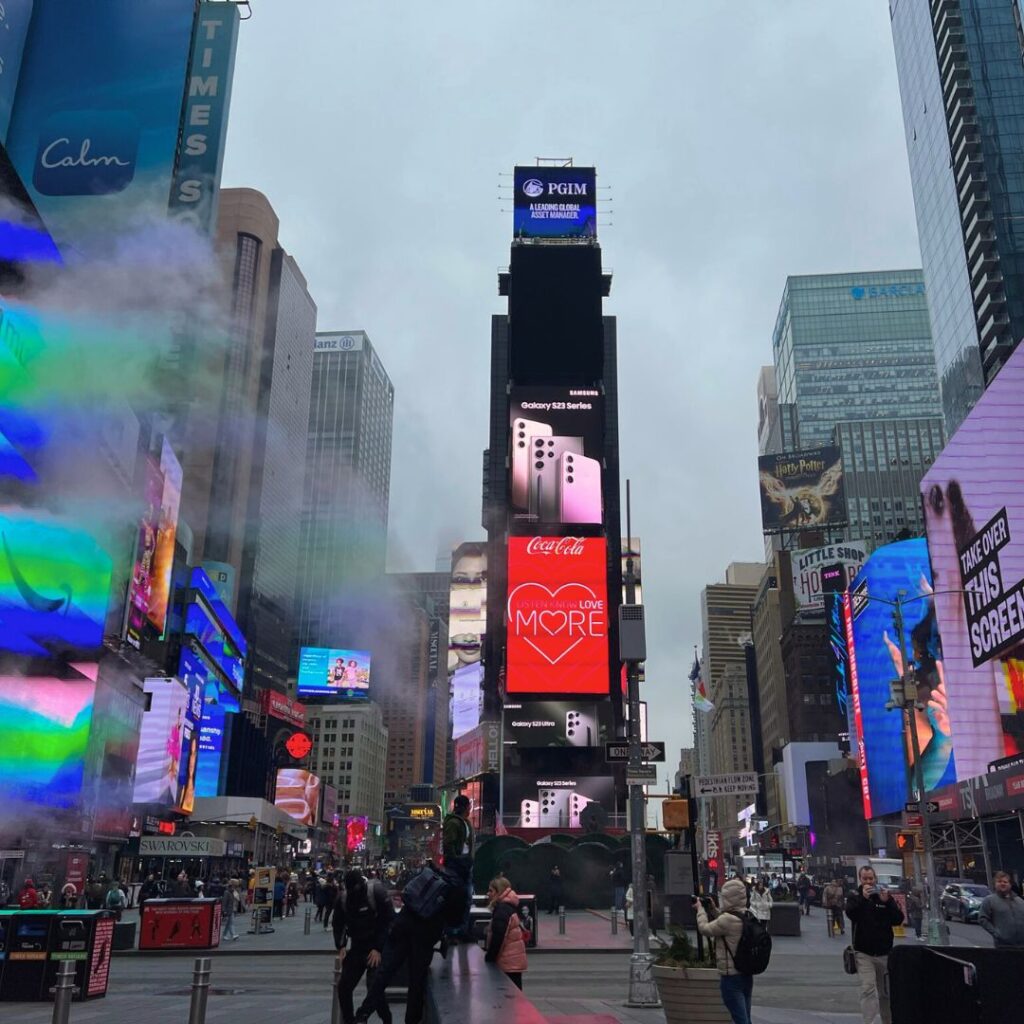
[
  {"x1": 622, "y1": 482, "x2": 660, "y2": 1008},
  {"x1": 892, "y1": 594, "x2": 950, "y2": 946}
]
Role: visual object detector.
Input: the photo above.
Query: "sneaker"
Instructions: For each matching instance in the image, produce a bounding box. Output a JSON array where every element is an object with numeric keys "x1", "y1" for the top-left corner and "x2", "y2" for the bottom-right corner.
[{"x1": 438, "y1": 935, "x2": 450, "y2": 959}]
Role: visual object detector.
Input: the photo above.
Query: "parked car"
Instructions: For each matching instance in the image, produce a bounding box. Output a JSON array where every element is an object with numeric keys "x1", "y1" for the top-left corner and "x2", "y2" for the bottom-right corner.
[{"x1": 940, "y1": 882, "x2": 991, "y2": 923}]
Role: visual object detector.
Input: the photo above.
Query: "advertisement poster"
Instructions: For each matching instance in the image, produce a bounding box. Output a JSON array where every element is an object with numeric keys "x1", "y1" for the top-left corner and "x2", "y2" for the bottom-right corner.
[
  {"x1": 503, "y1": 700, "x2": 614, "y2": 748},
  {"x1": 448, "y1": 542, "x2": 486, "y2": 740},
  {"x1": 846, "y1": 539, "x2": 956, "y2": 819},
  {"x1": 274, "y1": 767, "x2": 320, "y2": 825},
  {"x1": 506, "y1": 536, "x2": 609, "y2": 695},
  {"x1": 146, "y1": 438, "x2": 182, "y2": 636},
  {"x1": 791, "y1": 541, "x2": 867, "y2": 613},
  {"x1": 513, "y1": 165, "x2": 596, "y2": 239},
  {"x1": 251, "y1": 866, "x2": 275, "y2": 917},
  {"x1": 125, "y1": 456, "x2": 164, "y2": 649},
  {"x1": 504, "y1": 774, "x2": 615, "y2": 828},
  {"x1": 87, "y1": 915, "x2": 114, "y2": 996},
  {"x1": 175, "y1": 649, "x2": 206, "y2": 815},
  {"x1": 509, "y1": 387, "x2": 604, "y2": 526},
  {"x1": 346, "y1": 815, "x2": 368, "y2": 853},
  {"x1": 131, "y1": 676, "x2": 188, "y2": 805},
  {"x1": 139, "y1": 899, "x2": 221, "y2": 950},
  {"x1": 321, "y1": 783, "x2": 338, "y2": 828},
  {"x1": 922, "y1": 342, "x2": 1024, "y2": 776},
  {"x1": 0, "y1": 510, "x2": 112, "y2": 656},
  {"x1": 757, "y1": 446, "x2": 846, "y2": 533},
  {"x1": 297, "y1": 646, "x2": 371, "y2": 699}
]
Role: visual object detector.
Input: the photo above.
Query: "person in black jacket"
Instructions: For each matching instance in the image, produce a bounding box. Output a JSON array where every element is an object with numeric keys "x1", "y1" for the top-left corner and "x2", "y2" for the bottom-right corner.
[
  {"x1": 845, "y1": 866, "x2": 904, "y2": 1024},
  {"x1": 334, "y1": 870, "x2": 394, "y2": 1024}
]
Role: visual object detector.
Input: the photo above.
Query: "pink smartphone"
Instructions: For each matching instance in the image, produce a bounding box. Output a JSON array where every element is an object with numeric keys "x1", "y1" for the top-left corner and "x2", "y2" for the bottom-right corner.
[
  {"x1": 520, "y1": 799, "x2": 540, "y2": 827},
  {"x1": 570, "y1": 793, "x2": 594, "y2": 828},
  {"x1": 539, "y1": 788, "x2": 572, "y2": 827},
  {"x1": 559, "y1": 452, "x2": 602, "y2": 524},
  {"x1": 529, "y1": 436, "x2": 583, "y2": 522},
  {"x1": 511, "y1": 418, "x2": 551, "y2": 509}
]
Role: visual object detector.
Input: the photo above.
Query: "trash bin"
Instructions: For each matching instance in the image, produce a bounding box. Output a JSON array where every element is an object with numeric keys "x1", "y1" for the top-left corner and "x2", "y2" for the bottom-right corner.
[
  {"x1": 0, "y1": 912, "x2": 55, "y2": 1001},
  {"x1": 139, "y1": 899, "x2": 222, "y2": 950},
  {"x1": 43, "y1": 911, "x2": 115, "y2": 1001}
]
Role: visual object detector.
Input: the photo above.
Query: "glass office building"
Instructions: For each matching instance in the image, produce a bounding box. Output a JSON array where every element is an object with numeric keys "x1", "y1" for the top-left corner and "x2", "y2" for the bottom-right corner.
[
  {"x1": 772, "y1": 271, "x2": 943, "y2": 448},
  {"x1": 891, "y1": 0, "x2": 1024, "y2": 434}
]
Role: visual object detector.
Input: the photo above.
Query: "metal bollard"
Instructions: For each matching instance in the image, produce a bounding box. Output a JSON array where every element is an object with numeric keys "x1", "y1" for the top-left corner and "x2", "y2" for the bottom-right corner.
[
  {"x1": 51, "y1": 959, "x2": 76, "y2": 1024},
  {"x1": 664, "y1": 904, "x2": 672, "y2": 933},
  {"x1": 558, "y1": 906, "x2": 566, "y2": 935},
  {"x1": 187, "y1": 957, "x2": 212, "y2": 1024},
  {"x1": 304, "y1": 906, "x2": 312, "y2": 935},
  {"x1": 610, "y1": 906, "x2": 618, "y2": 935},
  {"x1": 330, "y1": 956, "x2": 343, "y2": 1024}
]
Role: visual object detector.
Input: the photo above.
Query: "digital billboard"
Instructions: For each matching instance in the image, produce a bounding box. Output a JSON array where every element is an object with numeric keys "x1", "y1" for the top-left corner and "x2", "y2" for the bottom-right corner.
[
  {"x1": 513, "y1": 165, "x2": 596, "y2": 240},
  {"x1": 0, "y1": 667, "x2": 96, "y2": 811},
  {"x1": 147, "y1": 438, "x2": 181, "y2": 636},
  {"x1": 791, "y1": 541, "x2": 867, "y2": 613},
  {"x1": 757, "y1": 446, "x2": 846, "y2": 533},
  {"x1": 504, "y1": 774, "x2": 615, "y2": 828},
  {"x1": 346, "y1": 815, "x2": 368, "y2": 853},
  {"x1": 0, "y1": 510, "x2": 112, "y2": 656},
  {"x1": 275, "y1": 768, "x2": 321, "y2": 826},
  {"x1": 846, "y1": 539, "x2": 956, "y2": 819},
  {"x1": 297, "y1": 647, "x2": 371, "y2": 700},
  {"x1": 125, "y1": 455, "x2": 163, "y2": 649},
  {"x1": 503, "y1": 700, "x2": 614, "y2": 748},
  {"x1": 175, "y1": 649, "x2": 206, "y2": 815},
  {"x1": 131, "y1": 676, "x2": 188, "y2": 805},
  {"x1": 448, "y1": 542, "x2": 486, "y2": 739},
  {"x1": 922, "y1": 342, "x2": 1024, "y2": 776},
  {"x1": 322, "y1": 783, "x2": 339, "y2": 828},
  {"x1": 509, "y1": 387, "x2": 604, "y2": 526},
  {"x1": 506, "y1": 536, "x2": 609, "y2": 695}
]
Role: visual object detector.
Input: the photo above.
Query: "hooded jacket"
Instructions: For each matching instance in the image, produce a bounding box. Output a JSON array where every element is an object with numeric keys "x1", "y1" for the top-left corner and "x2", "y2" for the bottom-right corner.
[
  {"x1": 485, "y1": 887, "x2": 528, "y2": 974},
  {"x1": 695, "y1": 878, "x2": 748, "y2": 976},
  {"x1": 332, "y1": 880, "x2": 394, "y2": 953}
]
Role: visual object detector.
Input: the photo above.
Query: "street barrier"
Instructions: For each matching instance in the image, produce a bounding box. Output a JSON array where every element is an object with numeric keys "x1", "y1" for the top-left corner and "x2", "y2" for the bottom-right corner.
[
  {"x1": 557, "y1": 906, "x2": 566, "y2": 935},
  {"x1": 50, "y1": 960, "x2": 76, "y2": 1024},
  {"x1": 304, "y1": 907, "x2": 312, "y2": 935},
  {"x1": 187, "y1": 957, "x2": 211, "y2": 1024},
  {"x1": 330, "y1": 956, "x2": 342, "y2": 1024},
  {"x1": 610, "y1": 907, "x2": 617, "y2": 935}
]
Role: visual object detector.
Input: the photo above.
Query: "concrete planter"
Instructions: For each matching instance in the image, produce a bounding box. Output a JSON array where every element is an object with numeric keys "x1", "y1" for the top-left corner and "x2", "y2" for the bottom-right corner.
[{"x1": 652, "y1": 964, "x2": 730, "y2": 1024}]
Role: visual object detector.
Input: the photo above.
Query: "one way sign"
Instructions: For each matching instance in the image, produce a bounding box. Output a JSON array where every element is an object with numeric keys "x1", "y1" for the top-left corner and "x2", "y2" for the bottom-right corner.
[{"x1": 605, "y1": 741, "x2": 666, "y2": 763}]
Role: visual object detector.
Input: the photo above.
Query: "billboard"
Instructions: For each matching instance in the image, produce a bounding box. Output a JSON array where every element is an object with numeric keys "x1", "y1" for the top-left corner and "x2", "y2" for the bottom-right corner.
[
  {"x1": 146, "y1": 438, "x2": 181, "y2": 636},
  {"x1": 504, "y1": 774, "x2": 615, "y2": 828},
  {"x1": 260, "y1": 689, "x2": 306, "y2": 729},
  {"x1": 513, "y1": 165, "x2": 597, "y2": 240},
  {"x1": 791, "y1": 541, "x2": 868, "y2": 613},
  {"x1": 921, "y1": 342, "x2": 1024, "y2": 776},
  {"x1": 506, "y1": 536, "x2": 609, "y2": 695},
  {"x1": 3, "y1": 0, "x2": 197, "y2": 256},
  {"x1": 0, "y1": 667, "x2": 96, "y2": 811},
  {"x1": 0, "y1": 510, "x2": 112, "y2": 656},
  {"x1": 346, "y1": 815, "x2": 368, "y2": 853},
  {"x1": 322, "y1": 783, "x2": 338, "y2": 828},
  {"x1": 125, "y1": 455, "x2": 163, "y2": 649},
  {"x1": 175, "y1": 649, "x2": 207, "y2": 814},
  {"x1": 846, "y1": 539, "x2": 956, "y2": 819},
  {"x1": 757, "y1": 446, "x2": 846, "y2": 533},
  {"x1": 131, "y1": 676, "x2": 188, "y2": 805},
  {"x1": 448, "y1": 542, "x2": 486, "y2": 740},
  {"x1": 297, "y1": 646, "x2": 371, "y2": 700},
  {"x1": 509, "y1": 387, "x2": 604, "y2": 526},
  {"x1": 275, "y1": 768, "x2": 321, "y2": 826},
  {"x1": 503, "y1": 700, "x2": 614, "y2": 748}
]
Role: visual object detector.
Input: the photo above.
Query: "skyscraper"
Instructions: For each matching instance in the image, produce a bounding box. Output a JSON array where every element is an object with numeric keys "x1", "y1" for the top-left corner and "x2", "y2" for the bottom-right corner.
[
  {"x1": 891, "y1": 0, "x2": 1024, "y2": 433},
  {"x1": 294, "y1": 331, "x2": 394, "y2": 651}
]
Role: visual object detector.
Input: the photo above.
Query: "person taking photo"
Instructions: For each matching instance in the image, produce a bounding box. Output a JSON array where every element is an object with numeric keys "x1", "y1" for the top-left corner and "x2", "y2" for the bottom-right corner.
[{"x1": 845, "y1": 866, "x2": 903, "y2": 1024}]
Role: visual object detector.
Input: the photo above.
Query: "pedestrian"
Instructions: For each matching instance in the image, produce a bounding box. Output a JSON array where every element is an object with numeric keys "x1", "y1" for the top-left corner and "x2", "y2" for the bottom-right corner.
[
  {"x1": 624, "y1": 882, "x2": 634, "y2": 936},
  {"x1": 333, "y1": 869, "x2": 395, "y2": 1024},
  {"x1": 906, "y1": 889, "x2": 923, "y2": 941},
  {"x1": 322, "y1": 874, "x2": 339, "y2": 930},
  {"x1": 796, "y1": 873, "x2": 812, "y2": 916},
  {"x1": 441, "y1": 795, "x2": 475, "y2": 940},
  {"x1": 85, "y1": 876, "x2": 104, "y2": 909},
  {"x1": 749, "y1": 881, "x2": 773, "y2": 934},
  {"x1": 138, "y1": 874, "x2": 159, "y2": 912},
  {"x1": 286, "y1": 878, "x2": 299, "y2": 916},
  {"x1": 693, "y1": 879, "x2": 754, "y2": 1024},
  {"x1": 273, "y1": 876, "x2": 285, "y2": 919},
  {"x1": 207, "y1": 874, "x2": 225, "y2": 901},
  {"x1": 484, "y1": 876, "x2": 527, "y2": 990},
  {"x1": 610, "y1": 864, "x2": 626, "y2": 919},
  {"x1": 17, "y1": 878, "x2": 39, "y2": 910},
  {"x1": 60, "y1": 882, "x2": 79, "y2": 909},
  {"x1": 222, "y1": 880, "x2": 240, "y2": 941},
  {"x1": 823, "y1": 878, "x2": 846, "y2": 937},
  {"x1": 547, "y1": 865, "x2": 563, "y2": 915},
  {"x1": 171, "y1": 871, "x2": 192, "y2": 898},
  {"x1": 979, "y1": 871, "x2": 1024, "y2": 948},
  {"x1": 845, "y1": 866, "x2": 903, "y2": 1024},
  {"x1": 104, "y1": 881, "x2": 126, "y2": 920},
  {"x1": 315, "y1": 875, "x2": 327, "y2": 922}
]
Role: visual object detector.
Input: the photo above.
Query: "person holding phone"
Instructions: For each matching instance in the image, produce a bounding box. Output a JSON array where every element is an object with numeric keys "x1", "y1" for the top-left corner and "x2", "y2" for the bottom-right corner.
[
  {"x1": 693, "y1": 880, "x2": 753, "y2": 1024},
  {"x1": 845, "y1": 866, "x2": 904, "y2": 1024}
]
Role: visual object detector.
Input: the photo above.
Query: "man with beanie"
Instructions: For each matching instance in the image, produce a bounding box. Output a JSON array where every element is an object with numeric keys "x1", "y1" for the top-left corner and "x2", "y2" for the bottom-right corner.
[
  {"x1": 693, "y1": 878, "x2": 753, "y2": 1024},
  {"x1": 333, "y1": 870, "x2": 394, "y2": 1024},
  {"x1": 441, "y1": 795, "x2": 474, "y2": 940},
  {"x1": 845, "y1": 866, "x2": 903, "y2": 1024}
]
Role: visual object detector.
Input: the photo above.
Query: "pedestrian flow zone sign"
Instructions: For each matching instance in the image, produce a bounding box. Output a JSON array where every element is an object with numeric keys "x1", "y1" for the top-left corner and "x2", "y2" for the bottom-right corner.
[{"x1": 694, "y1": 773, "x2": 759, "y2": 798}]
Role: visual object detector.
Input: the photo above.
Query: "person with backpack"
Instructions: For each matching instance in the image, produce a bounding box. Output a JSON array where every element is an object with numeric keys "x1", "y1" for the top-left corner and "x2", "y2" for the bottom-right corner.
[
  {"x1": 334, "y1": 870, "x2": 395, "y2": 1024},
  {"x1": 104, "y1": 881, "x2": 126, "y2": 920},
  {"x1": 484, "y1": 877, "x2": 527, "y2": 989},
  {"x1": 693, "y1": 877, "x2": 772, "y2": 1024},
  {"x1": 221, "y1": 879, "x2": 240, "y2": 941}
]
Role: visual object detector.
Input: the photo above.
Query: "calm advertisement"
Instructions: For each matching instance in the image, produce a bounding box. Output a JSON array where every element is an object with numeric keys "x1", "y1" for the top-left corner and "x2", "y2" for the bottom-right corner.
[
  {"x1": 921, "y1": 342, "x2": 1024, "y2": 777},
  {"x1": 509, "y1": 387, "x2": 604, "y2": 527},
  {"x1": 4, "y1": 0, "x2": 196, "y2": 256},
  {"x1": 758, "y1": 446, "x2": 846, "y2": 533},
  {"x1": 506, "y1": 536, "x2": 609, "y2": 696},
  {"x1": 513, "y1": 165, "x2": 596, "y2": 240},
  {"x1": 846, "y1": 539, "x2": 956, "y2": 819}
]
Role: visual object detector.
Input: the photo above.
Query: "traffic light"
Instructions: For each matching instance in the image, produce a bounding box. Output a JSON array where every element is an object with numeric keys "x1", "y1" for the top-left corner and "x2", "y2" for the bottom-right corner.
[
  {"x1": 896, "y1": 830, "x2": 919, "y2": 853},
  {"x1": 662, "y1": 799, "x2": 690, "y2": 830}
]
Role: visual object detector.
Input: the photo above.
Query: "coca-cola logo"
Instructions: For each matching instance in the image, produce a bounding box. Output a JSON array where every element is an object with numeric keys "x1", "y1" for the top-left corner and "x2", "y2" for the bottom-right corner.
[
  {"x1": 507, "y1": 582, "x2": 606, "y2": 665},
  {"x1": 525, "y1": 537, "x2": 586, "y2": 556}
]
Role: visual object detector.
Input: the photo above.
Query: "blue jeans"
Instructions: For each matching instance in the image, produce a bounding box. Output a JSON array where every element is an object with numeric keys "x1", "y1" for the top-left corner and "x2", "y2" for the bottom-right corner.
[{"x1": 720, "y1": 973, "x2": 753, "y2": 1024}]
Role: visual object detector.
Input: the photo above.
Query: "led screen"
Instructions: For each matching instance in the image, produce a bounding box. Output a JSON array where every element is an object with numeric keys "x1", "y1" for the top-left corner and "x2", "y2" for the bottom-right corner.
[
  {"x1": 0, "y1": 667, "x2": 96, "y2": 810},
  {"x1": 504, "y1": 774, "x2": 615, "y2": 829},
  {"x1": 147, "y1": 438, "x2": 181, "y2": 635},
  {"x1": 185, "y1": 600, "x2": 245, "y2": 691},
  {"x1": 175, "y1": 649, "x2": 206, "y2": 815},
  {"x1": 0, "y1": 510, "x2": 112, "y2": 656},
  {"x1": 506, "y1": 536, "x2": 609, "y2": 695},
  {"x1": 297, "y1": 646, "x2": 371, "y2": 699},
  {"x1": 846, "y1": 539, "x2": 956, "y2": 819},
  {"x1": 190, "y1": 567, "x2": 247, "y2": 657},
  {"x1": 791, "y1": 541, "x2": 867, "y2": 613},
  {"x1": 125, "y1": 455, "x2": 163, "y2": 649},
  {"x1": 921, "y1": 342, "x2": 1024, "y2": 776},
  {"x1": 509, "y1": 388, "x2": 604, "y2": 527},
  {"x1": 195, "y1": 698, "x2": 225, "y2": 799},
  {"x1": 132, "y1": 676, "x2": 188, "y2": 805},
  {"x1": 275, "y1": 768, "x2": 321, "y2": 825},
  {"x1": 503, "y1": 700, "x2": 614, "y2": 748},
  {"x1": 346, "y1": 815, "x2": 368, "y2": 853},
  {"x1": 448, "y1": 542, "x2": 486, "y2": 740},
  {"x1": 513, "y1": 165, "x2": 596, "y2": 239},
  {"x1": 757, "y1": 446, "x2": 847, "y2": 534}
]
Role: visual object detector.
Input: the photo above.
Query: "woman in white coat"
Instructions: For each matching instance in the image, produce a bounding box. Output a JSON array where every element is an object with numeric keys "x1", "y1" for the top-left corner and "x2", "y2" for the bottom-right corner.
[{"x1": 749, "y1": 880, "x2": 773, "y2": 933}]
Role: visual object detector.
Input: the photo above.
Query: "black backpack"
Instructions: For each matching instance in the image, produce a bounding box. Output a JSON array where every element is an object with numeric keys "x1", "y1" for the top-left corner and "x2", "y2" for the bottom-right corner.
[
  {"x1": 402, "y1": 865, "x2": 465, "y2": 924},
  {"x1": 724, "y1": 910, "x2": 772, "y2": 975}
]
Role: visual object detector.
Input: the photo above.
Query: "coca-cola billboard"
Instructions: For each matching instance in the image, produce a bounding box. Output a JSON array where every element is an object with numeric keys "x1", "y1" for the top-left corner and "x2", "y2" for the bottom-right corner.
[{"x1": 506, "y1": 536, "x2": 609, "y2": 695}]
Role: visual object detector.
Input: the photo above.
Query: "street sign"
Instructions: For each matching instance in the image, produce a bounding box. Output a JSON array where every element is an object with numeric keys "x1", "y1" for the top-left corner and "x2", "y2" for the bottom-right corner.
[
  {"x1": 605, "y1": 741, "x2": 666, "y2": 763},
  {"x1": 925, "y1": 801, "x2": 940, "y2": 814},
  {"x1": 694, "y1": 772, "x2": 759, "y2": 798},
  {"x1": 904, "y1": 801, "x2": 919, "y2": 813},
  {"x1": 905, "y1": 813, "x2": 923, "y2": 828},
  {"x1": 626, "y1": 765, "x2": 658, "y2": 785}
]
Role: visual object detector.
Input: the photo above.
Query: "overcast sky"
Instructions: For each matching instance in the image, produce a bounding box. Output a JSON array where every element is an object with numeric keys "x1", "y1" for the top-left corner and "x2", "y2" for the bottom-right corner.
[{"x1": 220, "y1": 1, "x2": 923, "y2": 776}]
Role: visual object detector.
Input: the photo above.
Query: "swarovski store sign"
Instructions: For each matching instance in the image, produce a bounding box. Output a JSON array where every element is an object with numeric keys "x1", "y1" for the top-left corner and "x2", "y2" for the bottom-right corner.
[{"x1": 139, "y1": 836, "x2": 226, "y2": 857}]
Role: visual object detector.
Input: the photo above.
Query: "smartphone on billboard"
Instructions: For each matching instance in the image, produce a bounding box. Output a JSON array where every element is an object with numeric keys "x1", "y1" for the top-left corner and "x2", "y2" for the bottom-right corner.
[
  {"x1": 565, "y1": 709, "x2": 596, "y2": 747},
  {"x1": 570, "y1": 793, "x2": 595, "y2": 828},
  {"x1": 511, "y1": 418, "x2": 551, "y2": 509},
  {"x1": 559, "y1": 452, "x2": 602, "y2": 524},
  {"x1": 539, "y1": 788, "x2": 571, "y2": 827},
  {"x1": 520, "y1": 799, "x2": 540, "y2": 827},
  {"x1": 529, "y1": 436, "x2": 583, "y2": 522}
]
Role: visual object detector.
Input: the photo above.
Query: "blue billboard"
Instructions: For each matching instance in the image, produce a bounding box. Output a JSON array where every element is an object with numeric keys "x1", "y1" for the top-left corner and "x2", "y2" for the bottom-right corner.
[
  {"x1": 297, "y1": 647, "x2": 371, "y2": 700},
  {"x1": 847, "y1": 538, "x2": 956, "y2": 819},
  {"x1": 513, "y1": 166, "x2": 596, "y2": 239}
]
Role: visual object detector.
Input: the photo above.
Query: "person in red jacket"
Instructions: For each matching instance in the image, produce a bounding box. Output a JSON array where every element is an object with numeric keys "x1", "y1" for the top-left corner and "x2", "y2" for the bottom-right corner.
[
  {"x1": 484, "y1": 877, "x2": 527, "y2": 990},
  {"x1": 18, "y1": 878, "x2": 39, "y2": 909}
]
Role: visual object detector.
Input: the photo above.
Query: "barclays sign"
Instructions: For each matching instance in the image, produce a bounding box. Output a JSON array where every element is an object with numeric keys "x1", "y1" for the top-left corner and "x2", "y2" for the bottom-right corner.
[{"x1": 850, "y1": 283, "x2": 926, "y2": 300}]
